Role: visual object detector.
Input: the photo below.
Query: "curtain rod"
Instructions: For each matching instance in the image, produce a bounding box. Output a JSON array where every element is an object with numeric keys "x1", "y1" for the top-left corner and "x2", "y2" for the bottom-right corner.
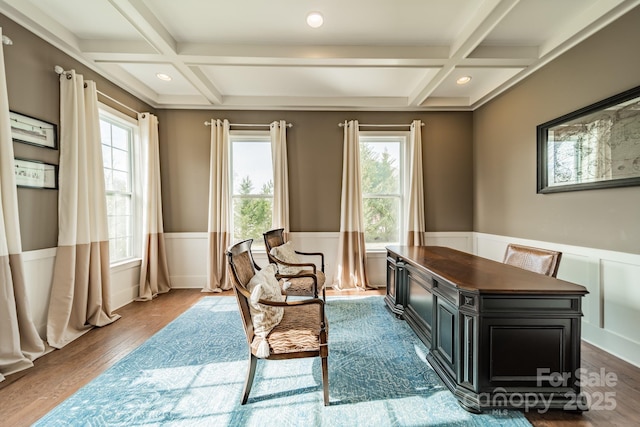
[
  {"x1": 54, "y1": 65, "x2": 141, "y2": 116},
  {"x1": 338, "y1": 122, "x2": 424, "y2": 128},
  {"x1": 204, "y1": 121, "x2": 292, "y2": 128}
]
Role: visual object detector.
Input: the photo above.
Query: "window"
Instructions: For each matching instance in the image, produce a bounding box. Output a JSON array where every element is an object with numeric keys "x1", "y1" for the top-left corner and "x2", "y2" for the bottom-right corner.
[
  {"x1": 230, "y1": 132, "x2": 273, "y2": 247},
  {"x1": 99, "y1": 106, "x2": 140, "y2": 263},
  {"x1": 359, "y1": 133, "x2": 408, "y2": 249}
]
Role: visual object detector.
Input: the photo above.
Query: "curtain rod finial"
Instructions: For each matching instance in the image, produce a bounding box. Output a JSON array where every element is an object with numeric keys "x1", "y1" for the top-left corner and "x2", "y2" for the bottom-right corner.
[{"x1": 54, "y1": 65, "x2": 64, "y2": 74}]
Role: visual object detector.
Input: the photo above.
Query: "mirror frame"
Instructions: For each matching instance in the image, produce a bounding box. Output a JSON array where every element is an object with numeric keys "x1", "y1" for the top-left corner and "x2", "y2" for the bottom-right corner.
[{"x1": 537, "y1": 85, "x2": 640, "y2": 193}]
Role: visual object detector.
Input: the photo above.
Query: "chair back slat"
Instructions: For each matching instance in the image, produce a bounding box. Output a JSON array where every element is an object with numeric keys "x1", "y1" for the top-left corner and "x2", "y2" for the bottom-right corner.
[
  {"x1": 227, "y1": 239, "x2": 259, "y2": 344},
  {"x1": 263, "y1": 228, "x2": 285, "y2": 253}
]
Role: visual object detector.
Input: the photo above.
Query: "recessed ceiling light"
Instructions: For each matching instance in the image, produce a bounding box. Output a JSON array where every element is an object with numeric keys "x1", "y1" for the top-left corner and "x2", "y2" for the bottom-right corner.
[
  {"x1": 456, "y1": 76, "x2": 472, "y2": 85},
  {"x1": 306, "y1": 11, "x2": 324, "y2": 28},
  {"x1": 156, "y1": 73, "x2": 172, "y2": 81}
]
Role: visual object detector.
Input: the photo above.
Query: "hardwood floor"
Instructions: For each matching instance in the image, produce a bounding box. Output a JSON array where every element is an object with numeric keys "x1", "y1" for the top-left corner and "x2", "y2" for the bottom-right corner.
[{"x1": 1, "y1": 288, "x2": 638, "y2": 426}]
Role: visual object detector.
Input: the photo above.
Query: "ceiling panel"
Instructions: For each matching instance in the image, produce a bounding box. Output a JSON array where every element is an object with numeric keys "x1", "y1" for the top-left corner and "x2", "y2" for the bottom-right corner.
[
  {"x1": 2, "y1": 0, "x2": 637, "y2": 110},
  {"x1": 483, "y1": 0, "x2": 601, "y2": 45},
  {"x1": 116, "y1": 63, "x2": 201, "y2": 96},
  {"x1": 431, "y1": 67, "x2": 524, "y2": 105},
  {"x1": 25, "y1": 0, "x2": 143, "y2": 40},
  {"x1": 145, "y1": 0, "x2": 480, "y2": 45},
  {"x1": 200, "y1": 65, "x2": 439, "y2": 98}
]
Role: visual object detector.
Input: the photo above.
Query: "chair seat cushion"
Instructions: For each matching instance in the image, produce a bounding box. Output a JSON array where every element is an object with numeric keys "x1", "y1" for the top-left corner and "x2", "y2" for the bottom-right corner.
[
  {"x1": 281, "y1": 270, "x2": 326, "y2": 295},
  {"x1": 251, "y1": 304, "x2": 326, "y2": 355}
]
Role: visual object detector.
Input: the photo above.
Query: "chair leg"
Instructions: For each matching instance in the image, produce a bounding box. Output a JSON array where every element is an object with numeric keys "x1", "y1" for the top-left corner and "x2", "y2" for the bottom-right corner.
[
  {"x1": 321, "y1": 355, "x2": 329, "y2": 406},
  {"x1": 322, "y1": 285, "x2": 326, "y2": 302},
  {"x1": 241, "y1": 354, "x2": 257, "y2": 404}
]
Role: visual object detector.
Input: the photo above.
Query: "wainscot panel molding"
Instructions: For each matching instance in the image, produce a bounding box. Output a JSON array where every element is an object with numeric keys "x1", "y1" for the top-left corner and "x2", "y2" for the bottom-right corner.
[
  {"x1": 110, "y1": 259, "x2": 142, "y2": 310},
  {"x1": 22, "y1": 248, "x2": 56, "y2": 338},
  {"x1": 23, "y1": 248, "x2": 143, "y2": 339},
  {"x1": 165, "y1": 231, "x2": 474, "y2": 292},
  {"x1": 165, "y1": 232, "x2": 209, "y2": 289},
  {"x1": 474, "y1": 232, "x2": 640, "y2": 368}
]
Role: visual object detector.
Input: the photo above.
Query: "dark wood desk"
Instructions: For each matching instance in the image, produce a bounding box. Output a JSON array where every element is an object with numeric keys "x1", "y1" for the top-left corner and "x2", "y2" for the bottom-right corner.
[{"x1": 385, "y1": 245, "x2": 588, "y2": 413}]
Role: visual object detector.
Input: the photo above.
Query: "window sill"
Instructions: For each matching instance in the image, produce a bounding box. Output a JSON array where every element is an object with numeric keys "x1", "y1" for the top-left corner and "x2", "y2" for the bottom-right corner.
[{"x1": 110, "y1": 258, "x2": 142, "y2": 273}]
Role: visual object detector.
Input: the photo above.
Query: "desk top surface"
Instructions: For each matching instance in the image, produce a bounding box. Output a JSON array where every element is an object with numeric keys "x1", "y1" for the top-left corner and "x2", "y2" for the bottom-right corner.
[{"x1": 386, "y1": 245, "x2": 588, "y2": 295}]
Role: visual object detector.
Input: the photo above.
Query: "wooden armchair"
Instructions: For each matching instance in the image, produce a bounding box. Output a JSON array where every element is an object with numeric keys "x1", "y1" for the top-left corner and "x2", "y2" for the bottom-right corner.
[
  {"x1": 227, "y1": 239, "x2": 329, "y2": 406},
  {"x1": 263, "y1": 228, "x2": 326, "y2": 300},
  {"x1": 503, "y1": 243, "x2": 562, "y2": 277}
]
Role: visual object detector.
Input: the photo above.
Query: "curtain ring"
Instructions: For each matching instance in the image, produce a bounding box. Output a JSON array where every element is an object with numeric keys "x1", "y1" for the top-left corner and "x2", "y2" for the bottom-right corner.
[{"x1": 66, "y1": 73, "x2": 72, "y2": 80}]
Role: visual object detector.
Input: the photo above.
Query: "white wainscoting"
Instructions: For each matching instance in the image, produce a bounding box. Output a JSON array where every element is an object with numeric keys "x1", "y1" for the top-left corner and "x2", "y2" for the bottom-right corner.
[
  {"x1": 22, "y1": 248, "x2": 142, "y2": 339},
  {"x1": 164, "y1": 231, "x2": 474, "y2": 291},
  {"x1": 23, "y1": 232, "x2": 639, "y2": 367},
  {"x1": 22, "y1": 248, "x2": 57, "y2": 338},
  {"x1": 474, "y1": 232, "x2": 640, "y2": 368}
]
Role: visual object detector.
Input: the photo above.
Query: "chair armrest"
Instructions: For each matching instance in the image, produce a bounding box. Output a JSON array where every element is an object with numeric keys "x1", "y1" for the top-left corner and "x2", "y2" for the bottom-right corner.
[
  {"x1": 257, "y1": 297, "x2": 324, "y2": 307},
  {"x1": 275, "y1": 272, "x2": 318, "y2": 298},
  {"x1": 294, "y1": 251, "x2": 325, "y2": 273},
  {"x1": 268, "y1": 253, "x2": 317, "y2": 274}
]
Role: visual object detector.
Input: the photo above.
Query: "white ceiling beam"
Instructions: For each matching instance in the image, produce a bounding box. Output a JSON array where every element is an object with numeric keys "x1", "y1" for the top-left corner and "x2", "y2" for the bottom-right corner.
[
  {"x1": 180, "y1": 43, "x2": 450, "y2": 60},
  {"x1": 106, "y1": 0, "x2": 176, "y2": 55},
  {"x1": 408, "y1": 0, "x2": 521, "y2": 106},
  {"x1": 0, "y1": 0, "x2": 82, "y2": 53},
  {"x1": 106, "y1": 0, "x2": 223, "y2": 105},
  {"x1": 80, "y1": 40, "x2": 157, "y2": 55},
  {"x1": 221, "y1": 95, "x2": 411, "y2": 109},
  {"x1": 94, "y1": 62, "x2": 159, "y2": 105},
  {"x1": 471, "y1": 0, "x2": 640, "y2": 110},
  {"x1": 539, "y1": 0, "x2": 640, "y2": 57},
  {"x1": 468, "y1": 45, "x2": 538, "y2": 60},
  {"x1": 420, "y1": 97, "x2": 471, "y2": 108}
]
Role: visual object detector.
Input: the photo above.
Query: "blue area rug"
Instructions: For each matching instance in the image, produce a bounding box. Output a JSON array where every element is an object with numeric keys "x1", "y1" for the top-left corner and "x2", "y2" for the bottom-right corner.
[{"x1": 35, "y1": 296, "x2": 531, "y2": 426}]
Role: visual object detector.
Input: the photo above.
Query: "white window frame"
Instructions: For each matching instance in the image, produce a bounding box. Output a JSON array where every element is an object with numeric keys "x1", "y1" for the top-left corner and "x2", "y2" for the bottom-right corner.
[
  {"x1": 229, "y1": 130, "x2": 273, "y2": 248},
  {"x1": 99, "y1": 103, "x2": 142, "y2": 265},
  {"x1": 359, "y1": 131, "x2": 410, "y2": 250}
]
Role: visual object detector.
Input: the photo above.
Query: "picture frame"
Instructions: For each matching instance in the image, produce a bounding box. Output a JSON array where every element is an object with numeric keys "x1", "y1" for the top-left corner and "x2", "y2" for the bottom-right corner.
[
  {"x1": 14, "y1": 158, "x2": 58, "y2": 189},
  {"x1": 537, "y1": 85, "x2": 640, "y2": 193},
  {"x1": 10, "y1": 111, "x2": 57, "y2": 149}
]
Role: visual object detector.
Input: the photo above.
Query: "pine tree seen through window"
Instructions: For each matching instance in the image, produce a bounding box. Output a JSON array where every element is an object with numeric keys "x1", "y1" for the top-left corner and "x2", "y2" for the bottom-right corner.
[
  {"x1": 100, "y1": 110, "x2": 138, "y2": 263},
  {"x1": 360, "y1": 134, "x2": 406, "y2": 249},
  {"x1": 231, "y1": 134, "x2": 273, "y2": 247}
]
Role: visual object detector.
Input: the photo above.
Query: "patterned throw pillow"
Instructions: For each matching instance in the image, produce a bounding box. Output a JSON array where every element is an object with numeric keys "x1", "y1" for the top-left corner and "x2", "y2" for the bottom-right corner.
[
  {"x1": 247, "y1": 264, "x2": 285, "y2": 358},
  {"x1": 270, "y1": 241, "x2": 304, "y2": 275}
]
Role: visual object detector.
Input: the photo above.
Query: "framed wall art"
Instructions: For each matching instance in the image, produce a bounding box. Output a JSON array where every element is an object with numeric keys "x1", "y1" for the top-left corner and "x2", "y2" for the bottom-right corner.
[
  {"x1": 10, "y1": 111, "x2": 57, "y2": 149},
  {"x1": 14, "y1": 158, "x2": 58, "y2": 189},
  {"x1": 537, "y1": 85, "x2": 640, "y2": 193}
]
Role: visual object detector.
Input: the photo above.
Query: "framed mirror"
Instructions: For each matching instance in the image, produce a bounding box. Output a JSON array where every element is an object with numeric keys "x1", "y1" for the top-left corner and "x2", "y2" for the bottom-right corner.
[{"x1": 537, "y1": 85, "x2": 640, "y2": 193}]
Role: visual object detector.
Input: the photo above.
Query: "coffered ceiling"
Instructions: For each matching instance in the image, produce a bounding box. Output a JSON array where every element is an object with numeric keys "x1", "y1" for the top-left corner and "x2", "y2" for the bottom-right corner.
[{"x1": 0, "y1": 0, "x2": 638, "y2": 110}]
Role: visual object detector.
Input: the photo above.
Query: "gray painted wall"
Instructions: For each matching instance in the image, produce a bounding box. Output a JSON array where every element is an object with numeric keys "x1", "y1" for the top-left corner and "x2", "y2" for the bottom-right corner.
[
  {"x1": 3, "y1": 5, "x2": 639, "y2": 255},
  {"x1": 473, "y1": 6, "x2": 640, "y2": 254},
  {"x1": 157, "y1": 109, "x2": 473, "y2": 233},
  {"x1": 1, "y1": 14, "x2": 153, "y2": 251}
]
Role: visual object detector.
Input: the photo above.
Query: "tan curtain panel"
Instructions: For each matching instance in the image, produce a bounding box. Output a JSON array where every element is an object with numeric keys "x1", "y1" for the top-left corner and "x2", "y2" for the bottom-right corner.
[
  {"x1": 0, "y1": 29, "x2": 46, "y2": 381},
  {"x1": 270, "y1": 120, "x2": 289, "y2": 236},
  {"x1": 333, "y1": 120, "x2": 369, "y2": 290},
  {"x1": 205, "y1": 119, "x2": 232, "y2": 292},
  {"x1": 406, "y1": 120, "x2": 426, "y2": 246},
  {"x1": 47, "y1": 70, "x2": 120, "y2": 349},
  {"x1": 137, "y1": 113, "x2": 171, "y2": 301}
]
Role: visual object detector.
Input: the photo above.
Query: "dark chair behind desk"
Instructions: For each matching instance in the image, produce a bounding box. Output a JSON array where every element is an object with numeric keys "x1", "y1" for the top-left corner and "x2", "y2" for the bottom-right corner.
[{"x1": 503, "y1": 243, "x2": 562, "y2": 277}]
